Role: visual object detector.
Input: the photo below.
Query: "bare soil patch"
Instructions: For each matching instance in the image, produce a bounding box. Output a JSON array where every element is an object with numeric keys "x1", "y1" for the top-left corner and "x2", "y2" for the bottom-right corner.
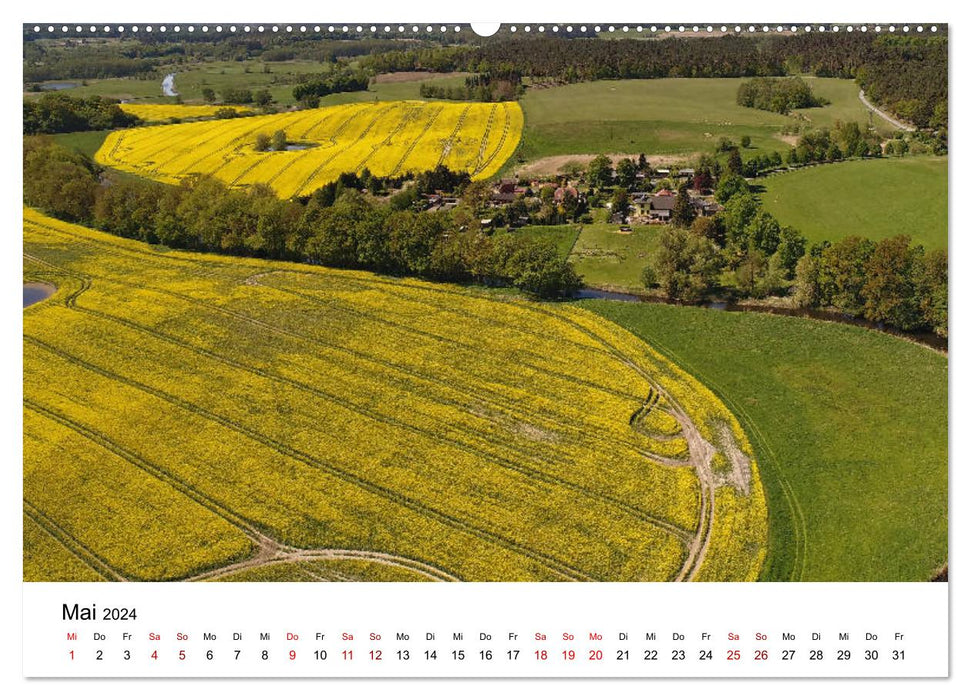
[{"x1": 513, "y1": 153, "x2": 698, "y2": 178}]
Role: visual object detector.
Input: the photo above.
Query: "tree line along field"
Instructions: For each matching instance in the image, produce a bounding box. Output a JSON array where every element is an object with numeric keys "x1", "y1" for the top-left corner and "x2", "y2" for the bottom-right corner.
[
  {"x1": 584, "y1": 300, "x2": 947, "y2": 581},
  {"x1": 23, "y1": 206, "x2": 768, "y2": 583},
  {"x1": 758, "y1": 156, "x2": 948, "y2": 250},
  {"x1": 24, "y1": 62, "x2": 470, "y2": 109},
  {"x1": 512, "y1": 77, "x2": 896, "y2": 169},
  {"x1": 24, "y1": 59, "x2": 336, "y2": 106},
  {"x1": 95, "y1": 100, "x2": 524, "y2": 198}
]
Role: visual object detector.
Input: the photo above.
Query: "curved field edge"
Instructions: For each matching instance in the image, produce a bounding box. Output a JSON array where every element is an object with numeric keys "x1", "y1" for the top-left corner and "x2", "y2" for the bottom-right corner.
[
  {"x1": 23, "y1": 207, "x2": 765, "y2": 581},
  {"x1": 582, "y1": 299, "x2": 948, "y2": 582},
  {"x1": 758, "y1": 156, "x2": 948, "y2": 250},
  {"x1": 94, "y1": 100, "x2": 524, "y2": 198}
]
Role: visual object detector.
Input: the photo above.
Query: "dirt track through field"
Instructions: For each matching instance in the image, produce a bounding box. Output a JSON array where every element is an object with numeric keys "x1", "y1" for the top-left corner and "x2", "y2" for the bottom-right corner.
[
  {"x1": 25, "y1": 220, "x2": 763, "y2": 582},
  {"x1": 858, "y1": 89, "x2": 915, "y2": 132}
]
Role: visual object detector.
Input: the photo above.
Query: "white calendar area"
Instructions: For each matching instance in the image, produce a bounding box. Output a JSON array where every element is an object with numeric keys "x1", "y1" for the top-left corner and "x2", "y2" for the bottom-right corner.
[{"x1": 23, "y1": 582, "x2": 948, "y2": 678}]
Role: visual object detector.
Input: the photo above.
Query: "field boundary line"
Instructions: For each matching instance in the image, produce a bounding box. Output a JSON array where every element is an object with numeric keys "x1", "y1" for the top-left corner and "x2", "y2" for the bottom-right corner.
[{"x1": 605, "y1": 321, "x2": 808, "y2": 582}]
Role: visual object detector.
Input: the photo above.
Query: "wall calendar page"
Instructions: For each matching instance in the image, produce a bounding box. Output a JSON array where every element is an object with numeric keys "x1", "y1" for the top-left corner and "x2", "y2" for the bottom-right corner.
[{"x1": 12, "y1": 0, "x2": 960, "y2": 695}]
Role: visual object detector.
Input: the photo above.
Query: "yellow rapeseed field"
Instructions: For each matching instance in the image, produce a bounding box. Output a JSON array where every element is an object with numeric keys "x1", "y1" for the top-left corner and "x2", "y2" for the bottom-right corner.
[
  {"x1": 23, "y1": 207, "x2": 767, "y2": 582},
  {"x1": 118, "y1": 103, "x2": 230, "y2": 122},
  {"x1": 97, "y1": 100, "x2": 524, "y2": 198}
]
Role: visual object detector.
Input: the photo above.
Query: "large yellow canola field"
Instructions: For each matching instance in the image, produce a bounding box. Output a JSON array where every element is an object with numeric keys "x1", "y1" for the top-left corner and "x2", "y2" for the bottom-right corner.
[
  {"x1": 23, "y1": 207, "x2": 767, "y2": 582},
  {"x1": 118, "y1": 103, "x2": 229, "y2": 122},
  {"x1": 97, "y1": 100, "x2": 524, "y2": 198}
]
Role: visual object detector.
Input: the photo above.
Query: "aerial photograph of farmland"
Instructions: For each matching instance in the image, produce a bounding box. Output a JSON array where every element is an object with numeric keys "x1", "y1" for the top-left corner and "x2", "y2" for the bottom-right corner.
[{"x1": 22, "y1": 24, "x2": 947, "y2": 582}]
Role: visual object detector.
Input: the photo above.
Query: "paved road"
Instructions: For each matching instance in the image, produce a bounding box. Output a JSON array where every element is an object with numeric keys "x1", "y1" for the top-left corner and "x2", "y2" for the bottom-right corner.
[{"x1": 858, "y1": 89, "x2": 915, "y2": 132}]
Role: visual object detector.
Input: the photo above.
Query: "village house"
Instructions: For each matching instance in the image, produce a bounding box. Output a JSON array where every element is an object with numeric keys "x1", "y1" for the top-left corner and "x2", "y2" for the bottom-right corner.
[
  {"x1": 425, "y1": 193, "x2": 459, "y2": 212},
  {"x1": 490, "y1": 178, "x2": 528, "y2": 205},
  {"x1": 553, "y1": 185, "x2": 579, "y2": 204},
  {"x1": 648, "y1": 190, "x2": 677, "y2": 222},
  {"x1": 625, "y1": 188, "x2": 722, "y2": 223}
]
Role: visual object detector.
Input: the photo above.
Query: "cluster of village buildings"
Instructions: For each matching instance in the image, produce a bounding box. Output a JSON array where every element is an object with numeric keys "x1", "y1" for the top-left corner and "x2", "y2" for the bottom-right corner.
[
  {"x1": 417, "y1": 165, "x2": 724, "y2": 227},
  {"x1": 487, "y1": 167, "x2": 723, "y2": 225}
]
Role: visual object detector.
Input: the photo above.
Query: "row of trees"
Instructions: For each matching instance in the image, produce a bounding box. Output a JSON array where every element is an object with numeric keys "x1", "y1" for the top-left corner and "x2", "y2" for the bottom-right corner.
[
  {"x1": 23, "y1": 41, "x2": 155, "y2": 82},
  {"x1": 216, "y1": 87, "x2": 275, "y2": 106},
  {"x1": 24, "y1": 31, "x2": 448, "y2": 76},
  {"x1": 648, "y1": 184, "x2": 808, "y2": 301},
  {"x1": 794, "y1": 237, "x2": 947, "y2": 335},
  {"x1": 724, "y1": 121, "x2": 893, "y2": 178},
  {"x1": 23, "y1": 137, "x2": 582, "y2": 298},
  {"x1": 23, "y1": 93, "x2": 139, "y2": 134},
  {"x1": 736, "y1": 76, "x2": 827, "y2": 114},
  {"x1": 643, "y1": 166, "x2": 946, "y2": 336},
  {"x1": 363, "y1": 33, "x2": 947, "y2": 130},
  {"x1": 292, "y1": 71, "x2": 370, "y2": 107},
  {"x1": 419, "y1": 71, "x2": 523, "y2": 102}
]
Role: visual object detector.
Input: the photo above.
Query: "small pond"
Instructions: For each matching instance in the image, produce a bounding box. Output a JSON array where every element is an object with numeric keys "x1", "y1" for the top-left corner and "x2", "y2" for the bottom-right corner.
[
  {"x1": 23, "y1": 282, "x2": 56, "y2": 308},
  {"x1": 40, "y1": 82, "x2": 78, "y2": 91}
]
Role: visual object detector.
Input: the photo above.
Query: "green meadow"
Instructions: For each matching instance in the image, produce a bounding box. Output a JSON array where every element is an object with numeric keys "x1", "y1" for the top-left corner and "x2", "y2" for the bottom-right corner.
[
  {"x1": 514, "y1": 77, "x2": 890, "y2": 165},
  {"x1": 759, "y1": 156, "x2": 948, "y2": 249},
  {"x1": 584, "y1": 300, "x2": 948, "y2": 581},
  {"x1": 568, "y1": 222, "x2": 665, "y2": 291}
]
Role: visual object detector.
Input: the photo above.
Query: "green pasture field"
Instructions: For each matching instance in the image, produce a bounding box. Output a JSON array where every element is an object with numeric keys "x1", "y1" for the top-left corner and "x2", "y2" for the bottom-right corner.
[
  {"x1": 759, "y1": 156, "x2": 948, "y2": 249},
  {"x1": 510, "y1": 224, "x2": 582, "y2": 260},
  {"x1": 584, "y1": 300, "x2": 948, "y2": 581},
  {"x1": 509, "y1": 77, "x2": 895, "y2": 172},
  {"x1": 26, "y1": 60, "x2": 334, "y2": 106},
  {"x1": 320, "y1": 73, "x2": 472, "y2": 106},
  {"x1": 51, "y1": 130, "x2": 111, "y2": 159},
  {"x1": 794, "y1": 76, "x2": 898, "y2": 135},
  {"x1": 568, "y1": 222, "x2": 666, "y2": 291},
  {"x1": 26, "y1": 64, "x2": 471, "y2": 109}
]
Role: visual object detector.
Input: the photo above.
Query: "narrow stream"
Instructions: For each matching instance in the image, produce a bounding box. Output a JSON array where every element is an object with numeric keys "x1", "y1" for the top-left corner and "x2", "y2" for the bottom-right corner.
[
  {"x1": 162, "y1": 73, "x2": 178, "y2": 97},
  {"x1": 577, "y1": 288, "x2": 947, "y2": 352}
]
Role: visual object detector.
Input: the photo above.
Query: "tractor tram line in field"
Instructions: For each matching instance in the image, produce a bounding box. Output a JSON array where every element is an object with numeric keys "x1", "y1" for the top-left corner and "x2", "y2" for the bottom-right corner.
[
  {"x1": 200, "y1": 113, "x2": 305, "y2": 179},
  {"x1": 28, "y1": 224, "x2": 658, "y2": 443},
  {"x1": 25, "y1": 249, "x2": 697, "y2": 557},
  {"x1": 222, "y1": 109, "x2": 333, "y2": 187},
  {"x1": 291, "y1": 103, "x2": 399, "y2": 197},
  {"x1": 448, "y1": 291, "x2": 736, "y2": 581},
  {"x1": 263, "y1": 105, "x2": 368, "y2": 189},
  {"x1": 253, "y1": 279, "x2": 646, "y2": 405},
  {"x1": 27, "y1": 399, "x2": 459, "y2": 584},
  {"x1": 96, "y1": 100, "x2": 524, "y2": 198},
  {"x1": 25, "y1": 264, "x2": 693, "y2": 581},
  {"x1": 43, "y1": 249, "x2": 690, "y2": 528},
  {"x1": 45, "y1": 284, "x2": 696, "y2": 548},
  {"x1": 473, "y1": 103, "x2": 515, "y2": 177},
  {"x1": 25, "y1": 334, "x2": 597, "y2": 583},
  {"x1": 29, "y1": 228, "x2": 648, "y2": 445},
  {"x1": 26, "y1": 232, "x2": 710, "y2": 537},
  {"x1": 389, "y1": 105, "x2": 445, "y2": 177},
  {"x1": 470, "y1": 103, "x2": 500, "y2": 176},
  {"x1": 436, "y1": 104, "x2": 473, "y2": 167},
  {"x1": 26, "y1": 253, "x2": 625, "y2": 582},
  {"x1": 23, "y1": 499, "x2": 126, "y2": 582},
  {"x1": 25, "y1": 210, "x2": 769, "y2": 582},
  {"x1": 621, "y1": 327, "x2": 810, "y2": 582},
  {"x1": 350, "y1": 104, "x2": 425, "y2": 175}
]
